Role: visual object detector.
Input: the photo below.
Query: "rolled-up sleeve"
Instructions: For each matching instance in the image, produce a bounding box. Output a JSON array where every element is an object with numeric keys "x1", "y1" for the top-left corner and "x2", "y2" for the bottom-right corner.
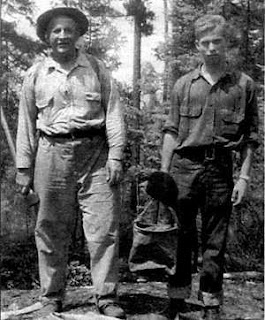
[
  {"x1": 16, "y1": 67, "x2": 38, "y2": 168},
  {"x1": 242, "y1": 78, "x2": 260, "y2": 149},
  {"x1": 99, "y1": 62, "x2": 125, "y2": 160}
]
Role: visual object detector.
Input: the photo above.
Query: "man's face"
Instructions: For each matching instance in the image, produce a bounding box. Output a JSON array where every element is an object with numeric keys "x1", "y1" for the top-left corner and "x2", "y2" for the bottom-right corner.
[
  {"x1": 196, "y1": 29, "x2": 227, "y2": 66},
  {"x1": 46, "y1": 16, "x2": 80, "y2": 58}
]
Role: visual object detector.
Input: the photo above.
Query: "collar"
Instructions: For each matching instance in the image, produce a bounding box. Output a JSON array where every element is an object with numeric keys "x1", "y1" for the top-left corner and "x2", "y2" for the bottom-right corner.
[
  {"x1": 43, "y1": 50, "x2": 91, "y2": 73},
  {"x1": 191, "y1": 62, "x2": 236, "y2": 82}
]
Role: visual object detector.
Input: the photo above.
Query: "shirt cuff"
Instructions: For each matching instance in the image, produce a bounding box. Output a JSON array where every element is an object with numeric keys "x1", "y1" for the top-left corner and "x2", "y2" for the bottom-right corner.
[
  {"x1": 16, "y1": 168, "x2": 33, "y2": 186},
  {"x1": 163, "y1": 126, "x2": 178, "y2": 135},
  {"x1": 108, "y1": 147, "x2": 124, "y2": 161}
]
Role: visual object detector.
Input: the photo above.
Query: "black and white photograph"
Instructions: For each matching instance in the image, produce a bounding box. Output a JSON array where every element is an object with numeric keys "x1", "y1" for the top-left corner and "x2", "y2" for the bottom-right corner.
[{"x1": 1, "y1": 1, "x2": 264, "y2": 319}]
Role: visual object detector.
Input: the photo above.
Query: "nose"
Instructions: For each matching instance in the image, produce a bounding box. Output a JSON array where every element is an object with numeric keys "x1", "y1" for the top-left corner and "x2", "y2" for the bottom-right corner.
[
  {"x1": 208, "y1": 41, "x2": 216, "y2": 52},
  {"x1": 58, "y1": 30, "x2": 68, "y2": 38}
]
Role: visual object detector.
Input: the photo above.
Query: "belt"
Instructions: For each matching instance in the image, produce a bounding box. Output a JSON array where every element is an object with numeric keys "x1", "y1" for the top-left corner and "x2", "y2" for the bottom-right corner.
[
  {"x1": 40, "y1": 128, "x2": 105, "y2": 140},
  {"x1": 177, "y1": 146, "x2": 231, "y2": 162}
]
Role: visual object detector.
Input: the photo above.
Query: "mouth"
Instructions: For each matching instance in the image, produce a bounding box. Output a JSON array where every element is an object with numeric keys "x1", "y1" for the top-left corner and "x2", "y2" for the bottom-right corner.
[{"x1": 57, "y1": 42, "x2": 70, "y2": 48}]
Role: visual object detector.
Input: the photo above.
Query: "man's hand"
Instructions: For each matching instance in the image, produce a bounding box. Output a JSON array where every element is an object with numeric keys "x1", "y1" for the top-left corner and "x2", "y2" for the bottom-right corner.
[
  {"x1": 16, "y1": 168, "x2": 32, "y2": 196},
  {"x1": 160, "y1": 167, "x2": 169, "y2": 173},
  {"x1": 231, "y1": 178, "x2": 248, "y2": 206},
  {"x1": 106, "y1": 159, "x2": 123, "y2": 186}
]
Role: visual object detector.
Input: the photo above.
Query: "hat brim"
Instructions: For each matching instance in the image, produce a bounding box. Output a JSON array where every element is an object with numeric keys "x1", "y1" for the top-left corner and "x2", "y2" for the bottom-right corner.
[{"x1": 37, "y1": 7, "x2": 89, "y2": 42}]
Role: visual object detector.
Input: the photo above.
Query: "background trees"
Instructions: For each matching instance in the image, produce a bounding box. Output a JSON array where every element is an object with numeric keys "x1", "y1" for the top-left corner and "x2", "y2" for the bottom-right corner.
[{"x1": 1, "y1": 0, "x2": 264, "y2": 289}]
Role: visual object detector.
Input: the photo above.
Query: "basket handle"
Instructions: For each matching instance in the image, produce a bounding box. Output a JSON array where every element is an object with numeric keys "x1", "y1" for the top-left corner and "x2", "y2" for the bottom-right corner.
[
  {"x1": 135, "y1": 199, "x2": 157, "y2": 222},
  {"x1": 136, "y1": 199, "x2": 179, "y2": 227}
]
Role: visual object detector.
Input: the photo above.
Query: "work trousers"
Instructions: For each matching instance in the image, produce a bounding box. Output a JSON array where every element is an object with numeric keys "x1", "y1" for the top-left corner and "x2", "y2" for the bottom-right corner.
[
  {"x1": 168, "y1": 152, "x2": 234, "y2": 306},
  {"x1": 34, "y1": 135, "x2": 120, "y2": 305}
]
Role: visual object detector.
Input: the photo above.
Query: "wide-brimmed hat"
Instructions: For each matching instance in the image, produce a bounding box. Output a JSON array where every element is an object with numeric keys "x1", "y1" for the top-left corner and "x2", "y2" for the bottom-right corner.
[{"x1": 36, "y1": 7, "x2": 89, "y2": 42}]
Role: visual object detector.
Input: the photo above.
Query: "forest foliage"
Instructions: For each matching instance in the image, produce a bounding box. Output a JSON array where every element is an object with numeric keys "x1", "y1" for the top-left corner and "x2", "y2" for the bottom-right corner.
[{"x1": 1, "y1": 0, "x2": 264, "y2": 289}]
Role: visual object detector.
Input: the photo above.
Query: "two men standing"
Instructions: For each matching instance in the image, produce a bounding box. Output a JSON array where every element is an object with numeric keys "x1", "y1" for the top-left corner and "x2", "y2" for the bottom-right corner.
[{"x1": 16, "y1": 6, "x2": 259, "y2": 320}]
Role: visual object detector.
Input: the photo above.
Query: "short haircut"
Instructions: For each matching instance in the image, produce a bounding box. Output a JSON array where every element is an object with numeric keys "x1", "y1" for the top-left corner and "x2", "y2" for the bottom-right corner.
[{"x1": 194, "y1": 14, "x2": 227, "y2": 40}]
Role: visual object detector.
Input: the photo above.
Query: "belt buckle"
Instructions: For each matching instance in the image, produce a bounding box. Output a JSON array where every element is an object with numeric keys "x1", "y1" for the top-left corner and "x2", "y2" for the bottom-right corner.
[
  {"x1": 205, "y1": 146, "x2": 215, "y2": 161},
  {"x1": 70, "y1": 131, "x2": 76, "y2": 140}
]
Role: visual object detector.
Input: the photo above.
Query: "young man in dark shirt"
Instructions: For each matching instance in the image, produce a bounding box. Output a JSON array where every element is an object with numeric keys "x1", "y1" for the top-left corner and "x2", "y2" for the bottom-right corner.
[{"x1": 161, "y1": 14, "x2": 259, "y2": 320}]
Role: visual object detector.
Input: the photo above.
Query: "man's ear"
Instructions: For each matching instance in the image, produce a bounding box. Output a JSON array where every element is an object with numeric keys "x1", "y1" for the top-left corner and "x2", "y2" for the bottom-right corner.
[
  {"x1": 195, "y1": 40, "x2": 200, "y2": 50},
  {"x1": 44, "y1": 32, "x2": 50, "y2": 44}
]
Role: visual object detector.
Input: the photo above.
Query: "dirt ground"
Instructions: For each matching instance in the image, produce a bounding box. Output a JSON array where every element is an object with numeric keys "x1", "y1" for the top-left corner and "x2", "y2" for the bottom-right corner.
[{"x1": 1, "y1": 273, "x2": 264, "y2": 320}]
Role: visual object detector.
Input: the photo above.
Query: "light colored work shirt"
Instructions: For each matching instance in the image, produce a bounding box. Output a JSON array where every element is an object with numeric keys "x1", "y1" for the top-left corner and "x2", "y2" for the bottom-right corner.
[{"x1": 16, "y1": 51, "x2": 125, "y2": 168}]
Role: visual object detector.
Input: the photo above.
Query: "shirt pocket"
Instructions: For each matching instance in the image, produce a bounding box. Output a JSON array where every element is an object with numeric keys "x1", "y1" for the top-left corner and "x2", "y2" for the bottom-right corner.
[
  {"x1": 178, "y1": 105, "x2": 202, "y2": 139},
  {"x1": 220, "y1": 109, "x2": 245, "y2": 140},
  {"x1": 85, "y1": 92, "x2": 101, "y2": 102},
  {"x1": 35, "y1": 96, "x2": 54, "y2": 124},
  {"x1": 82, "y1": 91, "x2": 102, "y2": 119},
  {"x1": 179, "y1": 105, "x2": 202, "y2": 118},
  {"x1": 36, "y1": 97, "x2": 52, "y2": 110}
]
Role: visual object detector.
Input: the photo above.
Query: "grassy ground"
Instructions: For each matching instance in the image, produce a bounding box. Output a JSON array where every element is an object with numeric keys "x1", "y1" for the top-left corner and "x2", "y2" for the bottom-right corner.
[{"x1": 1, "y1": 271, "x2": 264, "y2": 320}]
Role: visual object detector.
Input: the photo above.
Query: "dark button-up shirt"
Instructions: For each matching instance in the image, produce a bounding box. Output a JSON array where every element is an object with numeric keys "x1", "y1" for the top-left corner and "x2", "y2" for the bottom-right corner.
[
  {"x1": 16, "y1": 51, "x2": 125, "y2": 168},
  {"x1": 164, "y1": 65, "x2": 259, "y2": 152}
]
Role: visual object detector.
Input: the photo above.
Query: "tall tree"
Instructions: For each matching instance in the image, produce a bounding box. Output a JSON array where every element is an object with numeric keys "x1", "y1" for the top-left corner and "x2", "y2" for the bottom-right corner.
[
  {"x1": 162, "y1": 0, "x2": 169, "y2": 102},
  {"x1": 123, "y1": 0, "x2": 154, "y2": 212},
  {"x1": 123, "y1": 0, "x2": 154, "y2": 162}
]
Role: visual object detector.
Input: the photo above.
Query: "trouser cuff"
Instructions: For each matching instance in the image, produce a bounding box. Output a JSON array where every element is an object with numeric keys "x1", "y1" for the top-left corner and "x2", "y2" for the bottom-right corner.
[
  {"x1": 96, "y1": 294, "x2": 118, "y2": 308},
  {"x1": 198, "y1": 290, "x2": 223, "y2": 307},
  {"x1": 167, "y1": 284, "x2": 191, "y2": 299},
  {"x1": 95, "y1": 284, "x2": 118, "y2": 308},
  {"x1": 39, "y1": 296, "x2": 63, "y2": 304}
]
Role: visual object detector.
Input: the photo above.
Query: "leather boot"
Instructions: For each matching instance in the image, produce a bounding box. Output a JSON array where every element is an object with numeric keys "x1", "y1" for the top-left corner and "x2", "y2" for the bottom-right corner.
[
  {"x1": 98, "y1": 301, "x2": 126, "y2": 319},
  {"x1": 167, "y1": 299, "x2": 186, "y2": 320}
]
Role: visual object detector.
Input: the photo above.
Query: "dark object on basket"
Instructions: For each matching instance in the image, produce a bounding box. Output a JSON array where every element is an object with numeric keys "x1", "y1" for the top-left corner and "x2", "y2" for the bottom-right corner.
[
  {"x1": 128, "y1": 172, "x2": 179, "y2": 276},
  {"x1": 146, "y1": 171, "x2": 178, "y2": 210}
]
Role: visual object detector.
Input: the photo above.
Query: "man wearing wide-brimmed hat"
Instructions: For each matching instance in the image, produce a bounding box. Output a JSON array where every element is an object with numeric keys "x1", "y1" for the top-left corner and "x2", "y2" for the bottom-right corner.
[{"x1": 16, "y1": 6, "x2": 126, "y2": 319}]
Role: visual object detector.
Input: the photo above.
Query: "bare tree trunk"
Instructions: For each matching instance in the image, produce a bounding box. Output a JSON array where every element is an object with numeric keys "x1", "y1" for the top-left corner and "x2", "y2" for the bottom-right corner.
[
  {"x1": 245, "y1": 0, "x2": 251, "y2": 66},
  {"x1": 163, "y1": 0, "x2": 169, "y2": 102},
  {"x1": 131, "y1": 0, "x2": 142, "y2": 213},
  {"x1": 133, "y1": 0, "x2": 141, "y2": 165}
]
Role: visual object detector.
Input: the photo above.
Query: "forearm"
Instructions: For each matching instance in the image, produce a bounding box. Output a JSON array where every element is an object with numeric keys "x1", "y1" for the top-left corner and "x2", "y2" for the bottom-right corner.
[
  {"x1": 232, "y1": 144, "x2": 255, "y2": 206},
  {"x1": 161, "y1": 132, "x2": 177, "y2": 172},
  {"x1": 16, "y1": 107, "x2": 37, "y2": 168},
  {"x1": 238, "y1": 144, "x2": 255, "y2": 182},
  {"x1": 106, "y1": 80, "x2": 125, "y2": 161},
  {"x1": 16, "y1": 72, "x2": 38, "y2": 168}
]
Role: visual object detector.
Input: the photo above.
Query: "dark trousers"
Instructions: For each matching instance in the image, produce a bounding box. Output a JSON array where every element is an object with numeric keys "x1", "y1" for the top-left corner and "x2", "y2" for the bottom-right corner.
[{"x1": 168, "y1": 151, "x2": 233, "y2": 306}]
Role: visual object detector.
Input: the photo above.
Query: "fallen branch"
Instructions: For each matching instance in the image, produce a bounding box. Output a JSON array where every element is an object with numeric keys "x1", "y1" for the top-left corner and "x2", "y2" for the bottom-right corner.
[
  {"x1": 1, "y1": 301, "x2": 43, "y2": 320},
  {"x1": 223, "y1": 271, "x2": 263, "y2": 281},
  {"x1": 49, "y1": 312, "x2": 119, "y2": 319}
]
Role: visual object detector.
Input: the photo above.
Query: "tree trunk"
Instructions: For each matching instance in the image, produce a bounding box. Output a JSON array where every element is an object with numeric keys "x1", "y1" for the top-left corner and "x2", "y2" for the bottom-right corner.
[
  {"x1": 163, "y1": 0, "x2": 169, "y2": 102},
  {"x1": 131, "y1": 0, "x2": 142, "y2": 213},
  {"x1": 133, "y1": 1, "x2": 141, "y2": 165},
  {"x1": 245, "y1": 0, "x2": 250, "y2": 66}
]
